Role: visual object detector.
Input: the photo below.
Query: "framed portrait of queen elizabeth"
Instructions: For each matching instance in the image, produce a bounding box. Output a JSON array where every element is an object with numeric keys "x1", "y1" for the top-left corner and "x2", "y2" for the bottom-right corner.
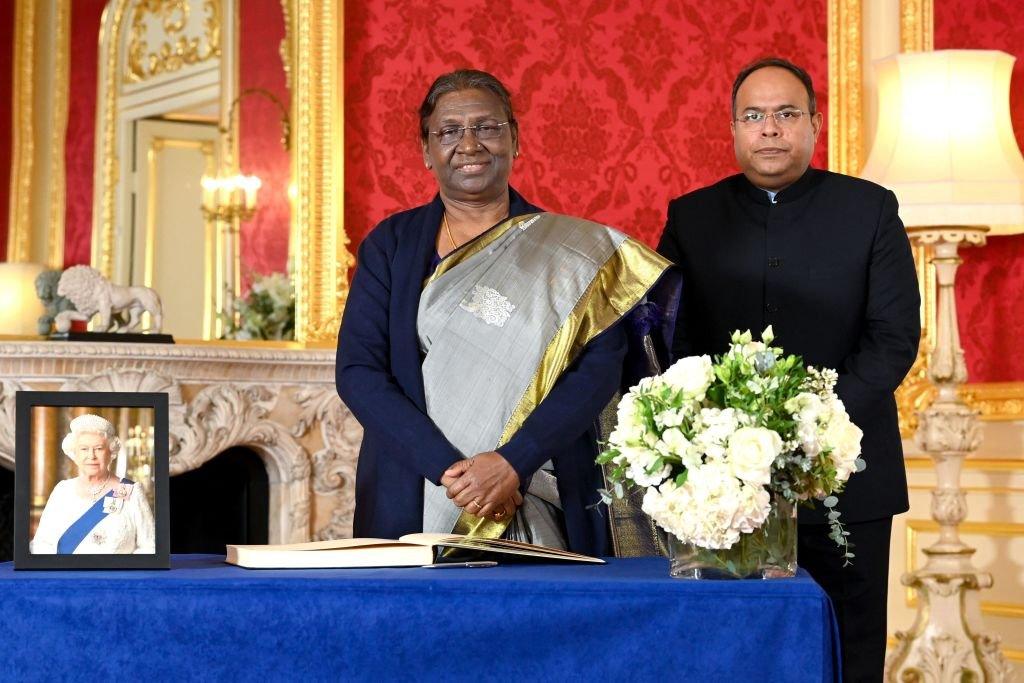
[{"x1": 13, "y1": 392, "x2": 169, "y2": 569}]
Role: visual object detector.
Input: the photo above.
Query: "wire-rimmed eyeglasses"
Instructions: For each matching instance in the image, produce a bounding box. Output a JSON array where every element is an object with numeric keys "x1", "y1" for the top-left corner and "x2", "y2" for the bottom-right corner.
[
  {"x1": 735, "y1": 109, "x2": 809, "y2": 129},
  {"x1": 430, "y1": 121, "x2": 512, "y2": 146}
]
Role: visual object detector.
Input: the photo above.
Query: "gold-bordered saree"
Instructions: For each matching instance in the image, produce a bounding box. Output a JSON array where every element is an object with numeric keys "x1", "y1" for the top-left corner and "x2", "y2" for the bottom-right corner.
[{"x1": 418, "y1": 212, "x2": 672, "y2": 545}]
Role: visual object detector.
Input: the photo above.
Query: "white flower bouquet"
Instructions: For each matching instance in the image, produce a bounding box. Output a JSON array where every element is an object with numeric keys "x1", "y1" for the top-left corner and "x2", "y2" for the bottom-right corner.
[{"x1": 597, "y1": 327, "x2": 865, "y2": 578}]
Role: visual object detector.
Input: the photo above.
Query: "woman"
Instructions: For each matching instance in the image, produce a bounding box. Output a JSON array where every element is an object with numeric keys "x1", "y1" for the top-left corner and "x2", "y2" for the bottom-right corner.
[
  {"x1": 337, "y1": 70, "x2": 678, "y2": 555},
  {"x1": 31, "y1": 414, "x2": 155, "y2": 554}
]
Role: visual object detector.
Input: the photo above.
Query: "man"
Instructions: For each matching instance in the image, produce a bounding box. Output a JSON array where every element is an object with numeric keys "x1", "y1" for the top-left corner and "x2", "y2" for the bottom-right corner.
[{"x1": 658, "y1": 57, "x2": 920, "y2": 682}]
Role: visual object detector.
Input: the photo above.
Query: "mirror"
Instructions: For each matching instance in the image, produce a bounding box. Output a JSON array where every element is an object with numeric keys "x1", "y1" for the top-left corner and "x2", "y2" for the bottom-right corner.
[
  {"x1": 7, "y1": 0, "x2": 344, "y2": 343},
  {"x1": 91, "y1": 0, "x2": 293, "y2": 340}
]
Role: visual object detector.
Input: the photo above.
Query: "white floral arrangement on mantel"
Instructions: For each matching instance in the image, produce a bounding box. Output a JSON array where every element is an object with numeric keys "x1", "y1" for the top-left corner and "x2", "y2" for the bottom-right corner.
[{"x1": 598, "y1": 327, "x2": 865, "y2": 576}]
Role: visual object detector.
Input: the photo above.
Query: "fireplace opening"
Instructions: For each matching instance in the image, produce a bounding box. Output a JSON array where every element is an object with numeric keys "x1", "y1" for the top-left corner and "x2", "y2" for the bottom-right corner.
[{"x1": 170, "y1": 446, "x2": 269, "y2": 553}]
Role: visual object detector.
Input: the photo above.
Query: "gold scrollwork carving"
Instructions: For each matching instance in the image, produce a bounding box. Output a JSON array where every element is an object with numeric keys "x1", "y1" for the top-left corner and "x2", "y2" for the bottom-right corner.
[
  {"x1": 289, "y1": 0, "x2": 351, "y2": 343},
  {"x1": 125, "y1": 0, "x2": 221, "y2": 84},
  {"x1": 961, "y1": 383, "x2": 1024, "y2": 421}
]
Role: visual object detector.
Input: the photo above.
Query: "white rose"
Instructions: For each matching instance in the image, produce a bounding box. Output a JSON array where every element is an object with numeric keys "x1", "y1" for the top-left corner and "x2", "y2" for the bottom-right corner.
[
  {"x1": 661, "y1": 355, "x2": 714, "y2": 399},
  {"x1": 726, "y1": 427, "x2": 783, "y2": 485},
  {"x1": 823, "y1": 415, "x2": 863, "y2": 483}
]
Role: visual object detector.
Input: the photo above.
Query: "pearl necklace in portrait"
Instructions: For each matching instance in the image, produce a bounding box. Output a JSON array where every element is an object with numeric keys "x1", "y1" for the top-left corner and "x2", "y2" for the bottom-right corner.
[{"x1": 87, "y1": 476, "x2": 110, "y2": 500}]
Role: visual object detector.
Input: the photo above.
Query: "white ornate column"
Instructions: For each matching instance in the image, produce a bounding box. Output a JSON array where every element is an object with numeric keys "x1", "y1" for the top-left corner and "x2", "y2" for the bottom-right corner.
[{"x1": 885, "y1": 227, "x2": 1013, "y2": 681}]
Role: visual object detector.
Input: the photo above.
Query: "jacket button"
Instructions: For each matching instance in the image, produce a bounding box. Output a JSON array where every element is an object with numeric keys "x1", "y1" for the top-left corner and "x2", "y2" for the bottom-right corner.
[{"x1": 765, "y1": 303, "x2": 778, "y2": 313}]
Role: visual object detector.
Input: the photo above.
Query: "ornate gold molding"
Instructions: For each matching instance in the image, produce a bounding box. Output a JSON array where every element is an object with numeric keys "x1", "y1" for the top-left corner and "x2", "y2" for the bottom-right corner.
[
  {"x1": 94, "y1": 1, "x2": 131, "y2": 277},
  {"x1": 961, "y1": 382, "x2": 1024, "y2": 421},
  {"x1": 7, "y1": 0, "x2": 36, "y2": 262},
  {"x1": 900, "y1": 0, "x2": 934, "y2": 53},
  {"x1": 288, "y1": 0, "x2": 351, "y2": 343},
  {"x1": 827, "y1": 0, "x2": 863, "y2": 176},
  {"x1": 126, "y1": 0, "x2": 221, "y2": 84},
  {"x1": 47, "y1": 0, "x2": 71, "y2": 269}
]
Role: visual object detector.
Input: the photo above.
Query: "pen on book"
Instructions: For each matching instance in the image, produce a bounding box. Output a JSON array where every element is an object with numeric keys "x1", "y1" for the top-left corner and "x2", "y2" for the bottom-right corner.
[{"x1": 422, "y1": 561, "x2": 498, "y2": 569}]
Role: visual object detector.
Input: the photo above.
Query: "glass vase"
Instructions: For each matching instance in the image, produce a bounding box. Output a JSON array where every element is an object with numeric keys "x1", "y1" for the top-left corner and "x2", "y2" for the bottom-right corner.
[{"x1": 667, "y1": 490, "x2": 797, "y2": 579}]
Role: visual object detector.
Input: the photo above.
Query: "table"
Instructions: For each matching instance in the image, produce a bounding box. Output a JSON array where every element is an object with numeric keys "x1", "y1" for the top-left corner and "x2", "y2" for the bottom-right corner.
[{"x1": 0, "y1": 555, "x2": 839, "y2": 681}]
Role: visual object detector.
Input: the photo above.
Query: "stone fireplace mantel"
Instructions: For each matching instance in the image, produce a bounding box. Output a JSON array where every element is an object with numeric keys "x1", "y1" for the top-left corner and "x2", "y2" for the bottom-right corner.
[{"x1": 0, "y1": 340, "x2": 361, "y2": 543}]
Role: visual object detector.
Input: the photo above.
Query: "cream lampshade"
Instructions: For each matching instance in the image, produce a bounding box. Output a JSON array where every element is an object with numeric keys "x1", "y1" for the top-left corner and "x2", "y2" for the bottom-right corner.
[
  {"x1": 862, "y1": 49, "x2": 1024, "y2": 233},
  {"x1": 0, "y1": 262, "x2": 46, "y2": 336}
]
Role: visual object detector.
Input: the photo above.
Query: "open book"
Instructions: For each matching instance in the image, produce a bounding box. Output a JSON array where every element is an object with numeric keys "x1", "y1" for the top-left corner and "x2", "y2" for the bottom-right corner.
[{"x1": 225, "y1": 533, "x2": 605, "y2": 569}]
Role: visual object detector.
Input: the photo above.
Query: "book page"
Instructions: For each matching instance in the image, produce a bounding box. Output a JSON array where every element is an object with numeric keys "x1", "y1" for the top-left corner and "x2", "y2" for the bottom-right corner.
[
  {"x1": 231, "y1": 538, "x2": 420, "y2": 552},
  {"x1": 399, "y1": 533, "x2": 604, "y2": 564}
]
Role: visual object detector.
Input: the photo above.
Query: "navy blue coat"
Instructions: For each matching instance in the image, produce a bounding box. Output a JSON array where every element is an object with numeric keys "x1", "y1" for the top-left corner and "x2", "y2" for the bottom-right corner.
[
  {"x1": 658, "y1": 169, "x2": 921, "y2": 524},
  {"x1": 336, "y1": 189, "x2": 626, "y2": 556}
]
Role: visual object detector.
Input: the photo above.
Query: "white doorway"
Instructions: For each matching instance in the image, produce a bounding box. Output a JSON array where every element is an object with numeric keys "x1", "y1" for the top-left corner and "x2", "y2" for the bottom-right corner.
[{"x1": 130, "y1": 119, "x2": 220, "y2": 339}]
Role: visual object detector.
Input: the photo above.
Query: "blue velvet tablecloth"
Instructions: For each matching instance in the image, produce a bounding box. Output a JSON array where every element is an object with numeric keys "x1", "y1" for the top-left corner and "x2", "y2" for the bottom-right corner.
[{"x1": 0, "y1": 555, "x2": 839, "y2": 682}]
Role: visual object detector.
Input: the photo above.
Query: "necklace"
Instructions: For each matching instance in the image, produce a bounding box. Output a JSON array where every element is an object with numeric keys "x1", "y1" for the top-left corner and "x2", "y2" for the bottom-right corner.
[
  {"x1": 442, "y1": 212, "x2": 459, "y2": 251},
  {"x1": 86, "y1": 476, "x2": 110, "y2": 500}
]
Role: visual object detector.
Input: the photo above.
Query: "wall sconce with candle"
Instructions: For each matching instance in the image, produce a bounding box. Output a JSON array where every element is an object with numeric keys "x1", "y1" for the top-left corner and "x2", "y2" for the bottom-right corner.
[
  {"x1": 200, "y1": 174, "x2": 262, "y2": 222},
  {"x1": 199, "y1": 87, "x2": 291, "y2": 223}
]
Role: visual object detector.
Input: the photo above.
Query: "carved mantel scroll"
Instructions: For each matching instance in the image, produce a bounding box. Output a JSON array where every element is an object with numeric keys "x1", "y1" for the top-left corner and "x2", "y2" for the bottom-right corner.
[{"x1": 0, "y1": 341, "x2": 360, "y2": 543}]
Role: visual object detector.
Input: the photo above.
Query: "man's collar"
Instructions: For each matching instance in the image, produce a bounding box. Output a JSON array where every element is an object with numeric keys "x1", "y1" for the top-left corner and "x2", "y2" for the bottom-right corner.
[{"x1": 736, "y1": 167, "x2": 820, "y2": 205}]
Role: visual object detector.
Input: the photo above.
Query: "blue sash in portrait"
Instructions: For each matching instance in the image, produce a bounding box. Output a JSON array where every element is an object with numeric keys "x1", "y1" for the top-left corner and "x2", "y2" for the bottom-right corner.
[{"x1": 56, "y1": 478, "x2": 134, "y2": 554}]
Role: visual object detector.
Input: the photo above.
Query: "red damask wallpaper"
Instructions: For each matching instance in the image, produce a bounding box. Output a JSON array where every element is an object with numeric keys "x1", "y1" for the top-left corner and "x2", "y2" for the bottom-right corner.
[
  {"x1": 238, "y1": 0, "x2": 291, "y2": 291},
  {"x1": 936, "y1": 0, "x2": 1024, "y2": 383},
  {"x1": 62, "y1": 0, "x2": 108, "y2": 268},
  {"x1": 0, "y1": 0, "x2": 17, "y2": 260},
  {"x1": 344, "y1": 0, "x2": 829, "y2": 255}
]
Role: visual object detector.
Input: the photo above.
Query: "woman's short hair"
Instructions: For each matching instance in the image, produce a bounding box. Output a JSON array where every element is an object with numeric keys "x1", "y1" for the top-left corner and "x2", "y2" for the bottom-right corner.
[
  {"x1": 61, "y1": 414, "x2": 121, "y2": 459},
  {"x1": 418, "y1": 69, "x2": 518, "y2": 142}
]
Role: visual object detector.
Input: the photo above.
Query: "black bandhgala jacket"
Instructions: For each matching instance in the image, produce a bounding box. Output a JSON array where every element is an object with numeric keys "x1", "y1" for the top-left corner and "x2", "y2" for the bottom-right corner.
[{"x1": 658, "y1": 167, "x2": 921, "y2": 524}]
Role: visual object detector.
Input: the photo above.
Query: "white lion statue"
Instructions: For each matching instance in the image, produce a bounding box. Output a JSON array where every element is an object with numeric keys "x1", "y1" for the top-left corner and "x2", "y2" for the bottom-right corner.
[{"x1": 54, "y1": 265, "x2": 163, "y2": 334}]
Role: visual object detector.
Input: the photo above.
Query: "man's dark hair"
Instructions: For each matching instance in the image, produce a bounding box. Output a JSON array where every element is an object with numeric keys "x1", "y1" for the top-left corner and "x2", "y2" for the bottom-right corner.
[
  {"x1": 418, "y1": 69, "x2": 518, "y2": 142},
  {"x1": 731, "y1": 57, "x2": 817, "y2": 117}
]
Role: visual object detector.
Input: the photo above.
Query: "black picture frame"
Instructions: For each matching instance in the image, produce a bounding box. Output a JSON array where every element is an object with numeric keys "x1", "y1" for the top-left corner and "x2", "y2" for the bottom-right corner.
[{"x1": 13, "y1": 391, "x2": 169, "y2": 569}]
